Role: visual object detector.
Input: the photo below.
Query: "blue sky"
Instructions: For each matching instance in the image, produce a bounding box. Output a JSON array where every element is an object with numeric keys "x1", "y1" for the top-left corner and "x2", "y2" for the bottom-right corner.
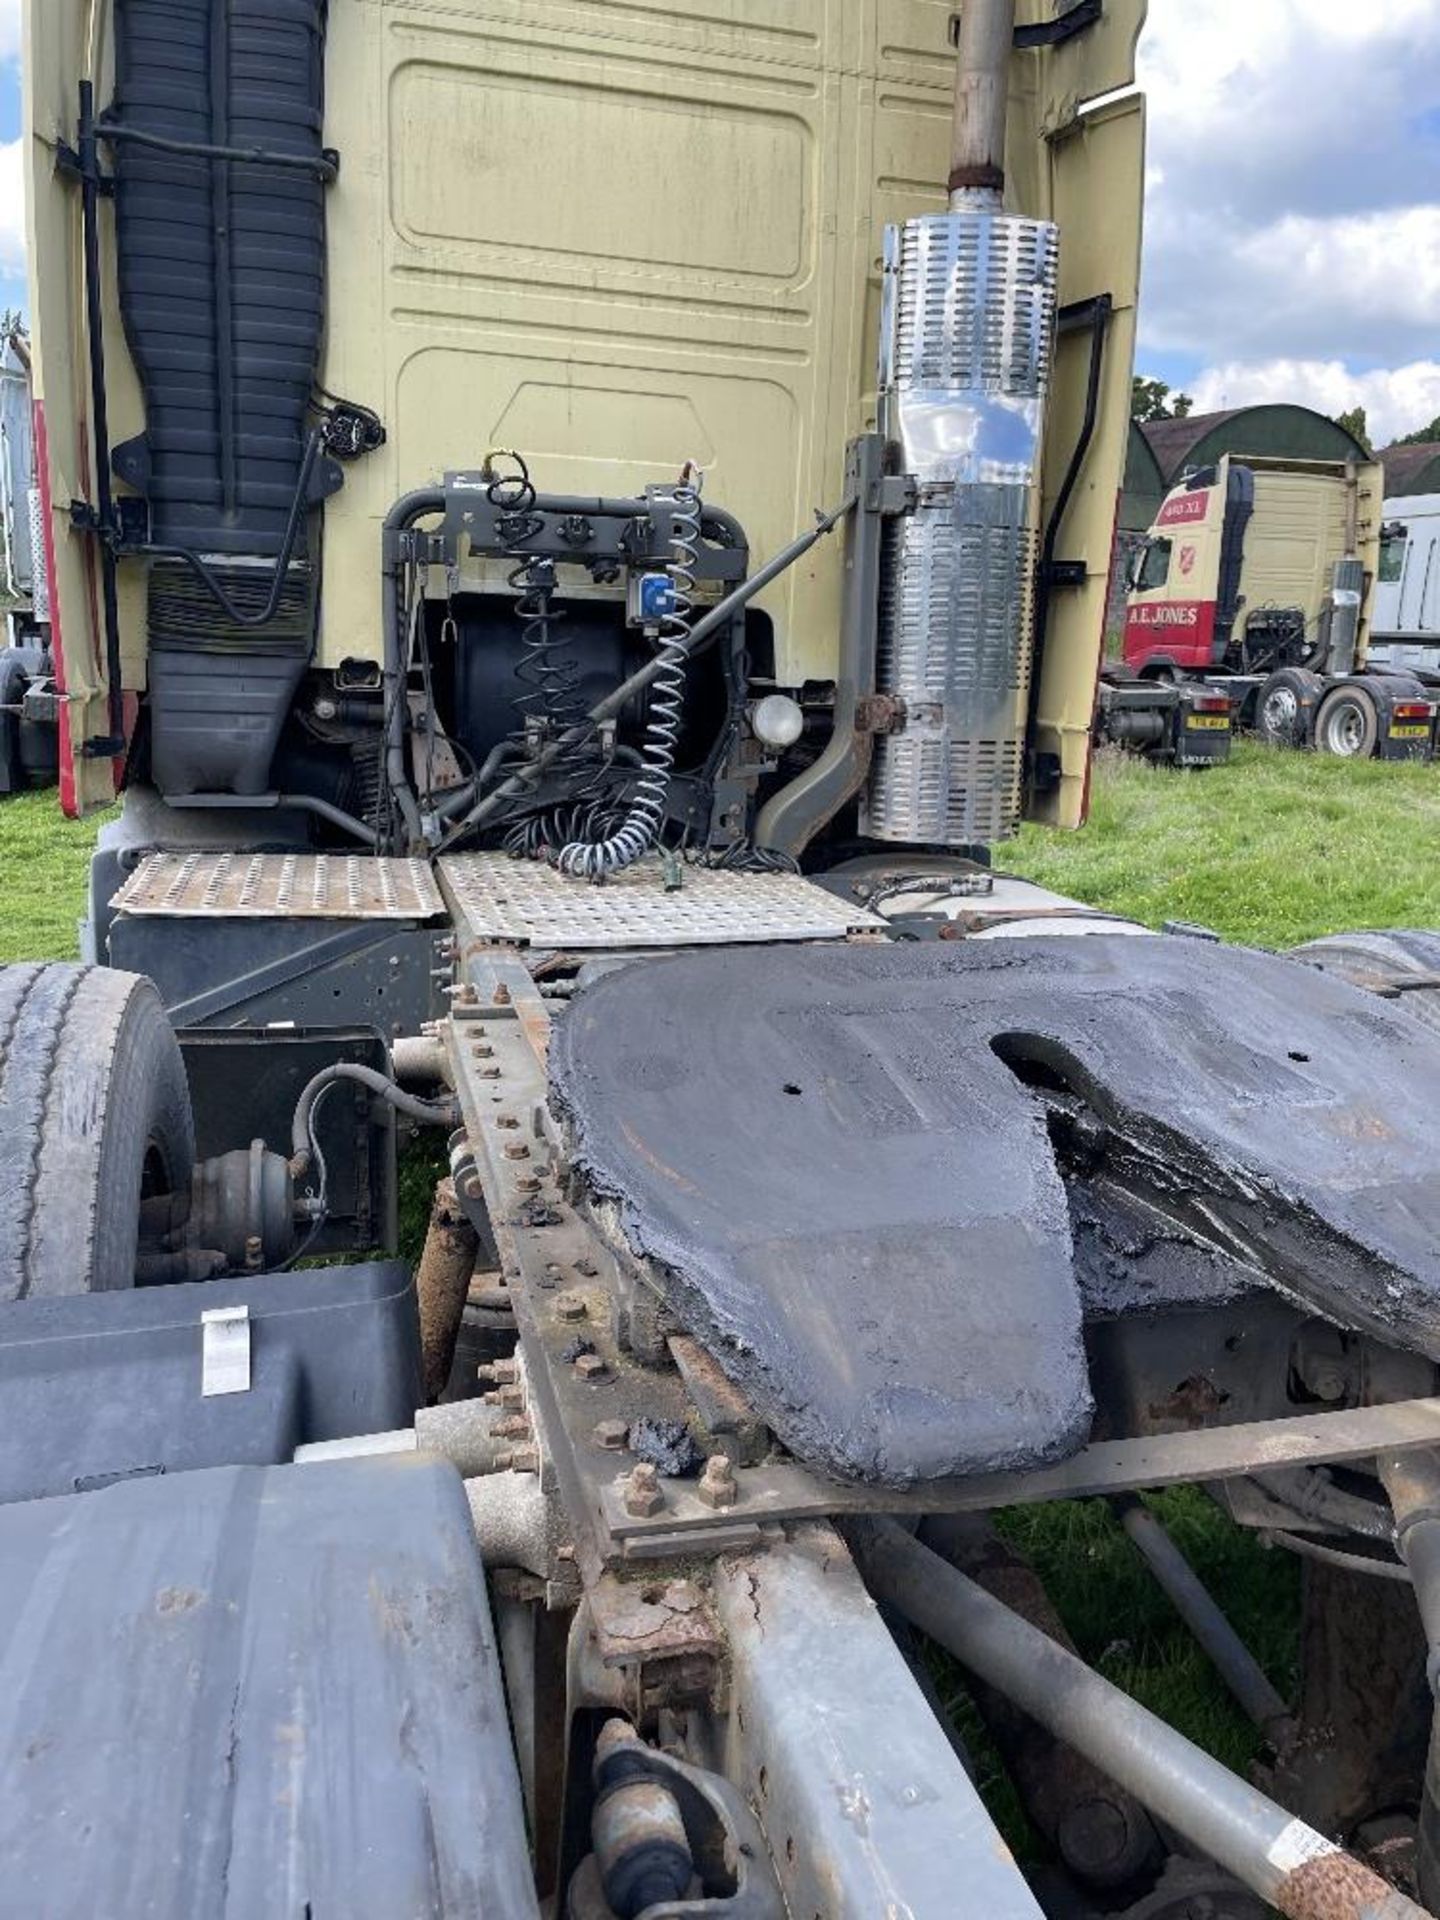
[
  {"x1": 3, "y1": 3, "x2": 1440, "y2": 442},
  {"x1": 0, "y1": 40, "x2": 20, "y2": 322}
]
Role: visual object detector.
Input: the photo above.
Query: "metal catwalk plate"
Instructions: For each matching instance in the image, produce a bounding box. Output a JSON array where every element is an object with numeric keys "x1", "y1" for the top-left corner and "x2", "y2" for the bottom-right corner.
[
  {"x1": 111, "y1": 852, "x2": 446, "y2": 920},
  {"x1": 551, "y1": 934, "x2": 1440, "y2": 1488},
  {"x1": 439, "y1": 852, "x2": 884, "y2": 949}
]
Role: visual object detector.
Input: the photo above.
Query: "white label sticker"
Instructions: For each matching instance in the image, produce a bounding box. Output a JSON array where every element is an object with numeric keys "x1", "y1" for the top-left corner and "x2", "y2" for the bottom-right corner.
[
  {"x1": 201, "y1": 1305, "x2": 252, "y2": 1398},
  {"x1": 1267, "y1": 1819, "x2": 1341, "y2": 1875}
]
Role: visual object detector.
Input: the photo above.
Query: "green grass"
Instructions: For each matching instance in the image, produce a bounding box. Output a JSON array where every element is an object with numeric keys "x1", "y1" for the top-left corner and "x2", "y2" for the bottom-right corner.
[
  {"x1": 0, "y1": 789, "x2": 116, "y2": 962},
  {"x1": 7, "y1": 743, "x2": 1428, "y2": 1835},
  {"x1": 1007, "y1": 740, "x2": 1440, "y2": 946}
]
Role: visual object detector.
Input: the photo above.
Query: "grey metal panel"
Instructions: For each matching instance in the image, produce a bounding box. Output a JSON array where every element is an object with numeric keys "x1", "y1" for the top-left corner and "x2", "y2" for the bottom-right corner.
[
  {"x1": 713, "y1": 1525, "x2": 1042, "y2": 1920},
  {"x1": 0, "y1": 1456, "x2": 537, "y2": 1918},
  {"x1": 111, "y1": 850, "x2": 446, "y2": 920},
  {"x1": 440, "y1": 850, "x2": 884, "y2": 949}
]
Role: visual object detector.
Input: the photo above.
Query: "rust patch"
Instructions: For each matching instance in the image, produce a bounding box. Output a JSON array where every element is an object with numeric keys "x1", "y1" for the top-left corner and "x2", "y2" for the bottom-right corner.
[{"x1": 1279, "y1": 1848, "x2": 1420, "y2": 1920}]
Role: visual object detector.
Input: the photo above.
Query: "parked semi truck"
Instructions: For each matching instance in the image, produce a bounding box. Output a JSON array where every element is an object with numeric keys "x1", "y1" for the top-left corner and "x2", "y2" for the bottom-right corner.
[
  {"x1": 12, "y1": 3, "x2": 1440, "y2": 1915},
  {"x1": 0, "y1": 326, "x2": 58, "y2": 791},
  {"x1": 1119, "y1": 451, "x2": 1439, "y2": 759},
  {"x1": 1371, "y1": 494, "x2": 1440, "y2": 678}
]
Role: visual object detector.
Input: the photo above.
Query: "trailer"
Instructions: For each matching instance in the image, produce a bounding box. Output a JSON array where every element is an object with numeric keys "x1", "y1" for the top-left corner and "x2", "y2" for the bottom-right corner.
[
  {"x1": 10, "y1": 3, "x2": 1440, "y2": 1916},
  {"x1": 1121, "y1": 453, "x2": 1437, "y2": 759}
]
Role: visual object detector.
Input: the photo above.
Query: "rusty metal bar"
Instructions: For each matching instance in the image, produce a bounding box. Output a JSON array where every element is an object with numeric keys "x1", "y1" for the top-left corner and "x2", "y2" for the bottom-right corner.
[
  {"x1": 416, "y1": 1176, "x2": 479, "y2": 1400},
  {"x1": 851, "y1": 1517, "x2": 1429, "y2": 1920}
]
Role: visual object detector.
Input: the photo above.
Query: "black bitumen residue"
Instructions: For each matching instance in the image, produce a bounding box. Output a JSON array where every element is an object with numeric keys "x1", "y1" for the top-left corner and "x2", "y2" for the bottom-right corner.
[
  {"x1": 550, "y1": 935, "x2": 1440, "y2": 1488},
  {"x1": 628, "y1": 1418, "x2": 705, "y2": 1478}
]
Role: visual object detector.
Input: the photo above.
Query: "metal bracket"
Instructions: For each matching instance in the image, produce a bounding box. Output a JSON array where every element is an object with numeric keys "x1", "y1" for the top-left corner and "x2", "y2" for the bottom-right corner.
[{"x1": 948, "y1": 0, "x2": 1102, "y2": 53}]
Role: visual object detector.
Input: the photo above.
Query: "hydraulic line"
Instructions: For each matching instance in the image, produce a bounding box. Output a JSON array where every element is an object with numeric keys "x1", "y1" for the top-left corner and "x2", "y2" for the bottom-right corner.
[
  {"x1": 434, "y1": 493, "x2": 854, "y2": 852},
  {"x1": 556, "y1": 472, "x2": 701, "y2": 879},
  {"x1": 290, "y1": 1062, "x2": 457, "y2": 1173}
]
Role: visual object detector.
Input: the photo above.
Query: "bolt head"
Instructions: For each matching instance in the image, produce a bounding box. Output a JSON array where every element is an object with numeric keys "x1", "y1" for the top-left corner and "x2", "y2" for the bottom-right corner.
[
  {"x1": 698, "y1": 1455, "x2": 738, "y2": 1509},
  {"x1": 624, "y1": 1465, "x2": 664, "y2": 1517},
  {"x1": 477, "y1": 1065, "x2": 501, "y2": 1080},
  {"x1": 575, "y1": 1352, "x2": 609, "y2": 1382},
  {"x1": 493, "y1": 983, "x2": 512, "y2": 1006},
  {"x1": 515, "y1": 1173, "x2": 541, "y2": 1194},
  {"x1": 503, "y1": 1140, "x2": 530, "y2": 1161},
  {"x1": 508, "y1": 1445, "x2": 540, "y2": 1474},
  {"x1": 497, "y1": 1115, "x2": 519, "y2": 1130},
  {"x1": 555, "y1": 1292, "x2": 587, "y2": 1322},
  {"x1": 594, "y1": 1419, "x2": 629, "y2": 1451}
]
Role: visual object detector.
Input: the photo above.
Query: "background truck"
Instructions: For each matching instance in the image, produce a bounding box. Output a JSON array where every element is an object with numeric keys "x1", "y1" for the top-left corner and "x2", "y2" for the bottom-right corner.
[
  {"x1": 1119, "y1": 451, "x2": 1438, "y2": 758},
  {"x1": 1371, "y1": 493, "x2": 1440, "y2": 677},
  {"x1": 0, "y1": 325, "x2": 58, "y2": 792},
  {"x1": 10, "y1": 3, "x2": 1440, "y2": 1917}
]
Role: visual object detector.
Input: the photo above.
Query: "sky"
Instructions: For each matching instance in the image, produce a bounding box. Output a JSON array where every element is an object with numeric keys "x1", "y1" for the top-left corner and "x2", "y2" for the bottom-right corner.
[{"x1": 1, "y1": 1, "x2": 1439, "y2": 444}]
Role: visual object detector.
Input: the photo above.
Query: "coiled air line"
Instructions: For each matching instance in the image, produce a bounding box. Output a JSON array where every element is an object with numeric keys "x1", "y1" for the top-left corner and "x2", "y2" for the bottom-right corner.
[{"x1": 556, "y1": 468, "x2": 703, "y2": 881}]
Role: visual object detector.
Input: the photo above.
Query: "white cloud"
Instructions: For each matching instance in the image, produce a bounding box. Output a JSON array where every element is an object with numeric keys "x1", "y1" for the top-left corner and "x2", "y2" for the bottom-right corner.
[
  {"x1": 1188, "y1": 359, "x2": 1440, "y2": 449},
  {"x1": 0, "y1": 0, "x2": 18, "y2": 65},
  {"x1": 0, "y1": 140, "x2": 23, "y2": 281}
]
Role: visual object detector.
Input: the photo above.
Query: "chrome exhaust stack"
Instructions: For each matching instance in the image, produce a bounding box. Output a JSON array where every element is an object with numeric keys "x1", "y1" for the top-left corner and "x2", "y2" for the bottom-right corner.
[{"x1": 863, "y1": 0, "x2": 1058, "y2": 846}]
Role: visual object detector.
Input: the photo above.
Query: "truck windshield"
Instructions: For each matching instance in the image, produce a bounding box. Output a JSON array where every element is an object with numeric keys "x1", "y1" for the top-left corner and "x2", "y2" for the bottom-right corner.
[{"x1": 1135, "y1": 538, "x2": 1173, "y2": 592}]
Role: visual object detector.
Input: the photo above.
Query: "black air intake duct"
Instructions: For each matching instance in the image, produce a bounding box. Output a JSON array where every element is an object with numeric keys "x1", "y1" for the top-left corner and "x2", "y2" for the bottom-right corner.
[{"x1": 110, "y1": 0, "x2": 332, "y2": 794}]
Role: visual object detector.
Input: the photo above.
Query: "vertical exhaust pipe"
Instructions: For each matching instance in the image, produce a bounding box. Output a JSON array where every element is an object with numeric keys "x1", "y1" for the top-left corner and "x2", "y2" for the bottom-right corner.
[
  {"x1": 949, "y1": 0, "x2": 1017, "y2": 205},
  {"x1": 864, "y1": 0, "x2": 1057, "y2": 847}
]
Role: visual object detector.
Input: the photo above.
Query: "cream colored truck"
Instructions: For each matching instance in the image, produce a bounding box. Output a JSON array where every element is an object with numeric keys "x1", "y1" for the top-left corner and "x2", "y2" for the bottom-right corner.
[
  {"x1": 20, "y1": 8, "x2": 1440, "y2": 1920},
  {"x1": 1119, "y1": 452, "x2": 1438, "y2": 758}
]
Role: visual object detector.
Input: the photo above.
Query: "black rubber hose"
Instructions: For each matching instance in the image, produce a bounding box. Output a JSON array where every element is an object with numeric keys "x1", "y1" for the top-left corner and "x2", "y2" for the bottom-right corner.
[{"x1": 290, "y1": 1063, "x2": 457, "y2": 1169}]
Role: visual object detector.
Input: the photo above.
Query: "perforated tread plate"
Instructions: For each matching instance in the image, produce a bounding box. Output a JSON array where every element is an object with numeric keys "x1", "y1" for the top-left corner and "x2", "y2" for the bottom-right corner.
[
  {"x1": 439, "y1": 851, "x2": 884, "y2": 949},
  {"x1": 111, "y1": 852, "x2": 446, "y2": 921}
]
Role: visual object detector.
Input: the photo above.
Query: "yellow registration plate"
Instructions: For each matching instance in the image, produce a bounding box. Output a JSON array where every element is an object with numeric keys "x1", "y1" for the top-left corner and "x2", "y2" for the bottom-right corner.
[
  {"x1": 1186, "y1": 714, "x2": 1230, "y2": 731},
  {"x1": 1389, "y1": 723, "x2": 1430, "y2": 739}
]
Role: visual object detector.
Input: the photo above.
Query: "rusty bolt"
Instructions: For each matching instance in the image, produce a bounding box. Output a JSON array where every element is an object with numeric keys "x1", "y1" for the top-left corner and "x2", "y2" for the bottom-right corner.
[
  {"x1": 624, "y1": 1463, "x2": 664, "y2": 1517},
  {"x1": 556, "y1": 1543, "x2": 576, "y2": 1563},
  {"x1": 698, "y1": 1455, "x2": 738, "y2": 1509},
  {"x1": 477, "y1": 1359, "x2": 519, "y2": 1386},
  {"x1": 456, "y1": 983, "x2": 477, "y2": 1006},
  {"x1": 503, "y1": 1140, "x2": 530, "y2": 1161},
  {"x1": 483, "y1": 1384, "x2": 525, "y2": 1410},
  {"x1": 492, "y1": 1414, "x2": 531, "y2": 1440},
  {"x1": 470, "y1": 1040, "x2": 494, "y2": 1058},
  {"x1": 575, "y1": 1352, "x2": 609, "y2": 1383},
  {"x1": 493, "y1": 982, "x2": 512, "y2": 1006},
  {"x1": 555, "y1": 1292, "x2": 587, "y2": 1322},
  {"x1": 515, "y1": 1173, "x2": 541, "y2": 1194},
  {"x1": 574, "y1": 1257, "x2": 599, "y2": 1278},
  {"x1": 497, "y1": 1445, "x2": 539, "y2": 1474},
  {"x1": 477, "y1": 1065, "x2": 501, "y2": 1080},
  {"x1": 594, "y1": 1419, "x2": 629, "y2": 1451},
  {"x1": 497, "y1": 1115, "x2": 519, "y2": 1130}
]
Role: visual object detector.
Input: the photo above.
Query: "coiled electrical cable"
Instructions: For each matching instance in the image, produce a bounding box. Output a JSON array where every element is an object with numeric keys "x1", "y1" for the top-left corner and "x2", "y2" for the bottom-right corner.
[{"x1": 557, "y1": 468, "x2": 702, "y2": 881}]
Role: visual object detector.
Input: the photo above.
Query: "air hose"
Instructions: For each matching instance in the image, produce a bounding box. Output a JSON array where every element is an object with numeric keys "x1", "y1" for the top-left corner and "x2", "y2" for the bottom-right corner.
[{"x1": 555, "y1": 470, "x2": 702, "y2": 881}]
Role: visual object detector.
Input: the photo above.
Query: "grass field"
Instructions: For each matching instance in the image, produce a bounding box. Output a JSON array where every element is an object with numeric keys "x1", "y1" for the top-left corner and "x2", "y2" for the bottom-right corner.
[{"x1": 3, "y1": 742, "x2": 1427, "y2": 1839}]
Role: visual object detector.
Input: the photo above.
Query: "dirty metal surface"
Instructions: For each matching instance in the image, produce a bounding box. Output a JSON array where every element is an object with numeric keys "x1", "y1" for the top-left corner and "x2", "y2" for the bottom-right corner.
[
  {"x1": 551, "y1": 934, "x2": 1440, "y2": 1488},
  {"x1": 112, "y1": 850, "x2": 446, "y2": 920},
  {"x1": 712, "y1": 1525, "x2": 1042, "y2": 1919},
  {"x1": 438, "y1": 851, "x2": 884, "y2": 949}
]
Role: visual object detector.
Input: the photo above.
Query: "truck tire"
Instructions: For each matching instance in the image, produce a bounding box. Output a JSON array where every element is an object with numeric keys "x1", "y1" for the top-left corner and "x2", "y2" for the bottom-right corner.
[
  {"x1": 1290, "y1": 930, "x2": 1440, "y2": 1035},
  {"x1": 1314, "y1": 683, "x2": 1379, "y2": 758},
  {"x1": 1254, "y1": 668, "x2": 1322, "y2": 749},
  {"x1": 0, "y1": 965, "x2": 195, "y2": 1301}
]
